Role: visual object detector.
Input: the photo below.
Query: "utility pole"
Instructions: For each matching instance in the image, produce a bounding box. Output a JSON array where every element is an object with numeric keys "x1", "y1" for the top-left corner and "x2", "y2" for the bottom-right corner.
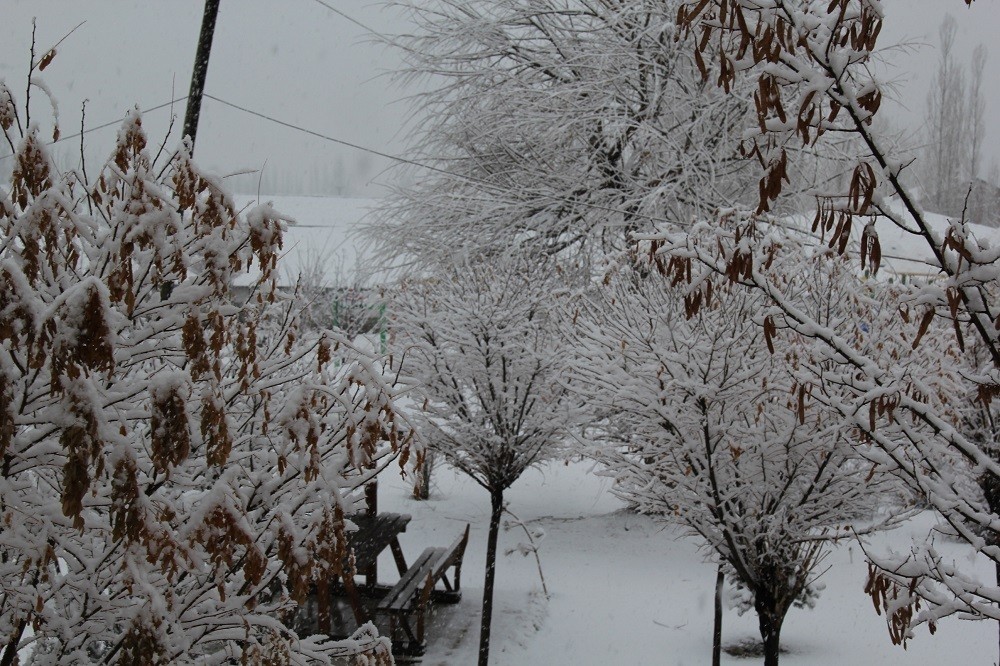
[{"x1": 182, "y1": 0, "x2": 222, "y2": 155}]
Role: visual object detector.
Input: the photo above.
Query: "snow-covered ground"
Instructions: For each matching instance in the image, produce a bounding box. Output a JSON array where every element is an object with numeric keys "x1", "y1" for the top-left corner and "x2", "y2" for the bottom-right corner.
[
  {"x1": 785, "y1": 198, "x2": 1000, "y2": 280},
  {"x1": 368, "y1": 460, "x2": 996, "y2": 665}
]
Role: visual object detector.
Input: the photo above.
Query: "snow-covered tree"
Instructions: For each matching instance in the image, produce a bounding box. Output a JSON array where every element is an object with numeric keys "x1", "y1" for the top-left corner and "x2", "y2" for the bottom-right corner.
[
  {"x1": 914, "y1": 15, "x2": 992, "y2": 223},
  {"x1": 922, "y1": 14, "x2": 968, "y2": 217},
  {"x1": 967, "y1": 44, "x2": 988, "y2": 186},
  {"x1": 0, "y1": 82, "x2": 412, "y2": 664},
  {"x1": 372, "y1": 0, "x2": 758, "y2": 267},
  {"x1": 572, "y1": 252, "x2": 905, "y2": 665},
  {"x1": 655, "y1": 0, "x2": 1000, "y2": 645},
  {"x1": 389, "y1": 253, "x2": 576, "y2": 666},
  {"x1": 964, "y1": 44, "x2": 996, "y2": 227}
]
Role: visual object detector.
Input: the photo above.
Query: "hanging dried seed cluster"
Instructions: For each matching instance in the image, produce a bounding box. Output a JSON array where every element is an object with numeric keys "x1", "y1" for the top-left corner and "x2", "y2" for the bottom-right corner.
[
  {"x1": 0, "y1": 77, "x2": 409, "y2": 664},
  {"x1": 864, "y1": 563, "x2": 937, "y2": 648},
  {"x1": 677, "y1": 1, "x2": 888, "y2": 270}
]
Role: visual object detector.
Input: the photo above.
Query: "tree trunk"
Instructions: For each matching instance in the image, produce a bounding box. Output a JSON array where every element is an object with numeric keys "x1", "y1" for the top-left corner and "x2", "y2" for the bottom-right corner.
[
  {"x1": 414, "y1": 451, "x2": 434, "y2": 500},
  {"x1": 755, "y1": 592, "x2": 784, "y2": 666},
  {"x1": 713, "y1": 565, "x2": 724, "y2": 666},
  {"x1": 478, "y1": 488, "x2": 504, "y2": 666},
  {"x1": 761, "y1": 622, "x2": 782, "y2": 666},
  {"x1": 979, "y1": 466, "x2": 1000, "y2": 664}
]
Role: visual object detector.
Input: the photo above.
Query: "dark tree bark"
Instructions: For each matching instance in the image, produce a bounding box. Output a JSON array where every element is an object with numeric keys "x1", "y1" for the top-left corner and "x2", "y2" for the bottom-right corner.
[
  {"x1": 979, "y1": 465, "x2": 1000, "y2": 662},
  {"x1": 182, "y1": 0, "x2": 221, "y2": 154},
  {"x1": 995, "y1": 560, "x2": 1000, "y2": 661},
  {"x1": 413, "y1": 452, "x2": 434, "y2": 500},
  {"x1": 754, "y1": 589, "x2": 785, "y2": 666},
  {"x1": 713, "y1": 565, "x2": 724, "y2": 666},
  {"x1": 478, "y1": 488, "x2": 504, "y2": 666}
]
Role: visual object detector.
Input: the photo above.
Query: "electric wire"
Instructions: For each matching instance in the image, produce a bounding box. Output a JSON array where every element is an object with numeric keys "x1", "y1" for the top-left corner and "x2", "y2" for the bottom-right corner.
[
  {"x1": 202, "y1": 93, "x2": 463, "y2": 181},
  {"x1": 0, "y1": 91, "x2": 926, "y2": 272},
  {"x1": 1, "y1": 88, "x2": 928, "y2": 271},
  {"x1": 0, "y1": 96, "x2": 189, "y2": 162},
  {"x1": 200, "y1": 92, "x2": 683, "y2": 228},
  {"x1": 305, "y1": 0, "x2": 382, "y2": 37}
]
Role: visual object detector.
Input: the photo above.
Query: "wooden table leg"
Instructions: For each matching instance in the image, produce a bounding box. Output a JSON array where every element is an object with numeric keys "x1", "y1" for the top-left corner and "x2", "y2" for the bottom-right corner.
[
  {"x1": 364, "y1": 480, "x2": 379, "y2": 590},
  {"x1": 341, "y1": 573, "x2": 369, "y2": 625},
  {"x1": 390, "y1": 537, "x2": 408, "y2": 576}
]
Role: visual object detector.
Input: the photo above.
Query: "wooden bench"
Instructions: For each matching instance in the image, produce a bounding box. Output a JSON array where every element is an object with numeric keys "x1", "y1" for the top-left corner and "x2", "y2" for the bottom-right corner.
[{"x1": 377, "y1": 524, "x2": 470, "y2": 656}]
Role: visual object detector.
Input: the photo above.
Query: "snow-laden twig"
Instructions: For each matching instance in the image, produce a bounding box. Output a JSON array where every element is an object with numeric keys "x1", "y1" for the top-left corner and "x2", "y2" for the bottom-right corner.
[{"x1": 503, "y1": 508, "x2": 549, "y2": 599}]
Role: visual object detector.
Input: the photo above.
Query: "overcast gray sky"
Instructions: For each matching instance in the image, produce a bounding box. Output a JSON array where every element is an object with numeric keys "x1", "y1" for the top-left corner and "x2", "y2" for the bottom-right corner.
[
  {"x1": 1, "y1": 1, "x2": 998, "y2": 197},
  {"x1": 1, "y1": 1, "x2": 414, "y2": 196}
]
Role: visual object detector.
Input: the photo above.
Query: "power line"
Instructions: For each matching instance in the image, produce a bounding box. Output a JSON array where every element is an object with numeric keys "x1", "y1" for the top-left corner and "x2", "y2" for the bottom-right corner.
[
  {"x1": 201, "y1": 93, "x2": 463, "y2": 179},
  {"x1": 201, "y1": 93, "x2": 688, "y2": 228},
  {"x1": 1, "y1": 88, "x2": 932, "y2": 266},
  {"x1": 0, "y1": 89, "x2": 706, "y2": 239},
  {"x1": 0, "y1": 96, "x2": 188, "y2": 162},
  {"x1": 0, "y1": 87, "x2": 849, "y2": 254},
  {"x1": 306, "y1": 0, "x2": 381, "y2": 37}
]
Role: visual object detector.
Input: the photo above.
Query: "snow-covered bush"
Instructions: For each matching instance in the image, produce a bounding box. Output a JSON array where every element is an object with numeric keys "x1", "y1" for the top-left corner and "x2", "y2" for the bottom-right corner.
[
  {"x1": 0, "y1": 82, "x2": 411, "y2": 664},
  {"x1": 571, "y1": 250, "x2": 908, "y2": 665}
]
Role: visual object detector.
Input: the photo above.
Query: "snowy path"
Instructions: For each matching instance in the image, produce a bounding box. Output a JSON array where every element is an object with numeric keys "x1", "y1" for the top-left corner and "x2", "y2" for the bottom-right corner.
[{"x1": 372, "y1": 461, "x2": 996, "y2": 665}]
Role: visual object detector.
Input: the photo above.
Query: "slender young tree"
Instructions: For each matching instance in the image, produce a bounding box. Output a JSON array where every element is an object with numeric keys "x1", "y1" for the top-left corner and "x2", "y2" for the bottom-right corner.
[
  {"x1": 923, "y1": 15, "x2": 968, "y2": 216},
  {"x1": 968, "y1": 44, "x2": 988, "y2": 183},
  {"x1": 390, "y1": 253, "x2": 577, "y2": 666},
  {"x1": 571, "y1": 254, "x2": 905, "y2": 665},
  {"x1": 966, "y1": 44, "x2": 993, "y2": 225}
]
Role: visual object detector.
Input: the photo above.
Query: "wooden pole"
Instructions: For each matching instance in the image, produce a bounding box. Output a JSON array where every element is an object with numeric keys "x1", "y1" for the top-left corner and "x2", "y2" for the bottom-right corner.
[{"x1": 182, "y1": 0, "x2": 221, "y2": 154}]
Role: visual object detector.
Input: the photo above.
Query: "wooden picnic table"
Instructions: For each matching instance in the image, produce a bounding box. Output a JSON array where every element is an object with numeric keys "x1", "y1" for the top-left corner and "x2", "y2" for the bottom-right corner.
[
  {"x1": 348, "y1": 511, "x2": 411, "y2": 586},
  {"x1": 330, "y1": 512, "x2": 412, "y2": 629},
  {"x1": 315, "y1": 510, "x2": 468, "y2": 657}
]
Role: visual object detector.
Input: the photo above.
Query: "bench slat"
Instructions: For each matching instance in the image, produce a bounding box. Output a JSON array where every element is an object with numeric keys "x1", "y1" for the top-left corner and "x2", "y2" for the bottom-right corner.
[
  {"x1": 377, "y1": 524, "x2": 470, "y2": 656},
  {"x1": 379, "y1": 548, "x2": 440, "y2": 613}
]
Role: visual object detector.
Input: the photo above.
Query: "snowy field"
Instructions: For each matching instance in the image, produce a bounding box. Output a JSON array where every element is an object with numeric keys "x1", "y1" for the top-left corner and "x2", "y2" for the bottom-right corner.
[{"x1": 367, "y1": 460, "x2": 996, "y2": 665}]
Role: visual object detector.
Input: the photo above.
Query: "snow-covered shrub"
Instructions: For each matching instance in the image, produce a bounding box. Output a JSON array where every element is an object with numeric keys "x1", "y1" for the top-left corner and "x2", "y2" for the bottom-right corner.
[{"x1": 0, "y1": 82, "x2": 411, "y2": 664}]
